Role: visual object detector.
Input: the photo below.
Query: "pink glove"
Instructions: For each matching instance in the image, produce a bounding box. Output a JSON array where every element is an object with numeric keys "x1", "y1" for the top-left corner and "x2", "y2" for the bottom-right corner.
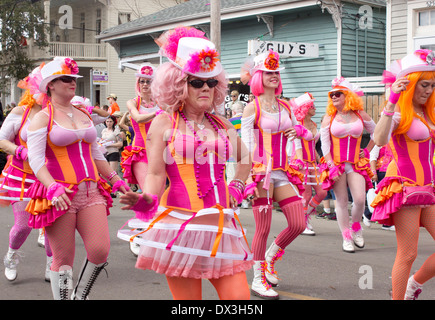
[
  {"x1": 228, "y1": 185, "x2": 243, "y2": 204},
  {"x1": 47, "y1": 182, "x2": 66, "y2": 201},
  {"x1": 293, "y1": 125, "x2": 309, "y2": 139},
  {"x1": 112, "y1": 180, "x2": 130, "y2": 193},
  {"x1": 244, "y1": 182, "x2": 257, "y2": 199},
  {"x1": 329, "y1": 165, "x2": 341, "y2": 180},
  {"x1": 86, "y1": 105, "x2": 95, "y2": 114},
  {"x1": 132, "y1": 193, "x2": 158, "y2": 222}
]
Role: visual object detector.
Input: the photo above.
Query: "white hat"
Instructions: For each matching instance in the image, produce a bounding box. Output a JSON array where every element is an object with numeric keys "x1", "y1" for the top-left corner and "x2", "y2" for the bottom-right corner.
[
  {"x1": 251, "y1": 50, "x2": 285, "y2": 75},
  {"x1": 290, "y1": 93, "x2": 315, "y2": 121},
  {"x1": 329, "y1": 77, "x2": 363, "y2": 96},
  {"x1": 396, "y1": 49, "x2": 435, "y2": 78},
  {"x1": 156, "y1": 27, "x2": 222, "y2": 78},
  {"x1": 39, "y1": 57, "x2": 82, "y2": 93},
  {"x1": 135, "y1": 63, "x2": 155, "y2": 78}
]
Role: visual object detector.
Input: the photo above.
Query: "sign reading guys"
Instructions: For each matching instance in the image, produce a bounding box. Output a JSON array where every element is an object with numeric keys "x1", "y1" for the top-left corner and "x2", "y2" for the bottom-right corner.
[{"x1": 248, "y1": 40, "x2": 319, "y2": 58}]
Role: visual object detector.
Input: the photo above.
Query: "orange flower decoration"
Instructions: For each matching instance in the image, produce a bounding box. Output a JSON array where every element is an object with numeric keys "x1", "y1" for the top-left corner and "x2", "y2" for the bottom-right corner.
[{"x1": 264, "y1": 50, "x2": 279, "y2": 70}]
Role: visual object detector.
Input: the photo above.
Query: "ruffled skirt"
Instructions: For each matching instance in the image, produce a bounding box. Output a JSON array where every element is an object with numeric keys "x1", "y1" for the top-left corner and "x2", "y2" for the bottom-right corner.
[
  {"x1": 25, "y1": 179, "x2": 113, "y2": 229},
  {"x1": 0, "y1": 163, "x2": 36, "y2": 206},
  {"x1": 117, "y1": 206, "x2": 254, "y2": 279},
  {"x1": 370, "y1": 176, "x2": 433, "y2": 226},
  {"x1": 120, "y1": 146, "x2": 147, "y2": 184},
  {"x1": 319, "y1": 157, "x2": 373, "y2": 191}
]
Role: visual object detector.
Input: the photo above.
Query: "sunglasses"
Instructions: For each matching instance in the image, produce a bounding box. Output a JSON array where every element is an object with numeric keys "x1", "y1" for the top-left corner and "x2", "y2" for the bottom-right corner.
[
  {"x1": 139, "y1": 79, "x2": 152, "y2": 85},
  {"x1": 189, "y1": 79, "x2": 219, "y2": 89},
  {"x1": 56, "y1": 76, "x2": 77, "y2": 83},
  {"x1": 329, "y1": 91, "x2": 343, "y2": 99}
]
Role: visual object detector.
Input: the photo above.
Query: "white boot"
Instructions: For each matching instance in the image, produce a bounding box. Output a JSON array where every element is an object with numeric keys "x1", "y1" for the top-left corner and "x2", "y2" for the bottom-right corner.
[
  {"x1": 4, "y1": 248, "x2": 20, "y2": 281},
  {"x1": 38, "y1": 229, "x2": 45, "y2": 248},
  {"x1": 342, "y1": 229, "x2": 355, "y2": 253},
  {"x1": 251, "y1": 261, "x2": 279, "y2": 300},
  {"x1": 50, "y1": 266, "x2": 73, "y2": 300},
  {"x1": 264, "y1": 242, "x2": 284, "y2": 286},
  {"x1": 351, "y1": 222, "x2": 364, "y2": 249},
  {"x1": 404, "y1": 275, "x2": 423, "y2": 300},
  {"x1": 71, "y1": 259, "x2": 108, "y2": 300},
  {"x1": 45, "y1": 256, "x2": 53, "y2": 282}
]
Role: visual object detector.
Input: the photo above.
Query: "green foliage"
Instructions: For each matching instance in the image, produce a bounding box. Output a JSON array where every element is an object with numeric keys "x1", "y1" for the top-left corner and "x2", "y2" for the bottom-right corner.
[{"x1": 0, "y1": 0, "x2": 48, "y2": 93}]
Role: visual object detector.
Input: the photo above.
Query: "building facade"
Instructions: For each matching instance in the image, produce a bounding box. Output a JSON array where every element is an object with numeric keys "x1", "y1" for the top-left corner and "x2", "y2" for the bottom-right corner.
[
  {"x1": 5, "y1": 0, "x2": 178, "y2": 108},
  {"x1": 98, "y1": 0, "x2": 387, "y2": 122}
]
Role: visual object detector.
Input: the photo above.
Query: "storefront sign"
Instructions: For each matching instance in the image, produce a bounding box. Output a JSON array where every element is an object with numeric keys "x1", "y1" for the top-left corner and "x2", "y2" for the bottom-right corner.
[
  {"x1": 248, "y1": 40, "x2": 319, "y2": 58},
  {"x1": 92, "y1": 70, "x2": 108, "y2": 85}
]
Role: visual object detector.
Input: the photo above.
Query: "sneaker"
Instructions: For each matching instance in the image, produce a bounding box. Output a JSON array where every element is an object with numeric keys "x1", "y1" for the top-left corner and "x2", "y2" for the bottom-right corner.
[
  {"x1": 38, "y1": 229, "x2": 45, "y2": 248},
  {"x1": 302, "y1": 227, "x2": 316, "y2": 236},
  {"x1": 129, "y1": 241, "x2": 140, "y2": 257},
  {"x1": 382, "y1": 225, "x2": 395, "y2": 231},
  {"x1": 363, "y1": 215, "x2": 371, "y2": 227},
  {"x1": 316, "y1": 211, "x2": 328, "y2": 219},
  {"x1": 45, "y1": 256, "x2": 53, "y2": 282},
  {"x1": 325, "y1": 212, "x2": 337, "y2": 220},
  {"x1": 241, "y1": 200, "x2": 249, "y2": 209},
  {"x1": 4, "y1": 250, "x2": 21, "y2": 281},
  {"x1": 404, "y1": 275, "x2": 423, "y2": 300},
  {"x1": 342, "y1": 239, "x2": 355, "y2": 253}
]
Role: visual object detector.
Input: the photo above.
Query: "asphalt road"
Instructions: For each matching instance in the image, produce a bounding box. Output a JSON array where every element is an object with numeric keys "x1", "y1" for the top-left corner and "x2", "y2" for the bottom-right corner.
[{"x1": 1, "y1": 199, "x2": 434, "y2": 302}]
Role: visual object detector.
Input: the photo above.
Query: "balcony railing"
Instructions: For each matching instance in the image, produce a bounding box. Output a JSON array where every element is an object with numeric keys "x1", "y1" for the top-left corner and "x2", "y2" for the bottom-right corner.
[
  {"x1": 48, "y1": 42, "x2": 106, "y2": 60},
  {"x1": 25, "y1": 39, "x2": 107, "y2": 60}
]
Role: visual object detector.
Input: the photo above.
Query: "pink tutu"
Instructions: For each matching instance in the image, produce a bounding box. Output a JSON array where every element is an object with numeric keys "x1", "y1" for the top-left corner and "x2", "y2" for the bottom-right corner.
[
  {"x1": 120, "y1": 146, "x2": 147, "y2": 184},
  {"x1": 370, "y1": 176, "x2": 428, "y2": 226},
  {"x1": 118, "y1": 206, "x2": 254, "y2": 279},
  {"x1": 320, "y1": 160, "x2": 373, "y2": 191},
  {"x1": 0, "y1": 165, "x2": 36, "y2": 206},
  {"x1": 26, "y1": 179, "x2": 113, "y2": 228}
]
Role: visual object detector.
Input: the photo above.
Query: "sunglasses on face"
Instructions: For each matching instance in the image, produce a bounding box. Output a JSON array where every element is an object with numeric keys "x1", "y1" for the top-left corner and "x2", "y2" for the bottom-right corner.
[
  {"x1": 188, "y1": 79, "x2": 219, "y2": 89},
  {"x1": 56, "y1": 76, "x2": 76, "y2": 83},
  {"x1": 329, "y1": 91, "x2": 343, "y2": 99},
  {"x1": 139, "y1": 79, "x2": 152, "y2": 85}
]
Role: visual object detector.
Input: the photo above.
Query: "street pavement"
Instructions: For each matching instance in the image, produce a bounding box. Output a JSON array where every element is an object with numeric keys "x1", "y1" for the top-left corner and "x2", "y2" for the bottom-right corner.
[{"x1": 1, "y1": 199, "x2": 434, "y2": 301}]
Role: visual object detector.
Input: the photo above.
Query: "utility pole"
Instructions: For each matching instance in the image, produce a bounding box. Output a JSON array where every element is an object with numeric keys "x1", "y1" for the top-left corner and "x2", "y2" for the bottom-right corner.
[{"x1": 210, "y1": 0, "x2": 221, "y2": 53}]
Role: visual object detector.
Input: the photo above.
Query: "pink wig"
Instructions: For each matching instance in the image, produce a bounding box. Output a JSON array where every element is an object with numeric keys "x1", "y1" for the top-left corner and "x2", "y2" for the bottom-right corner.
[
  {"x1": 291, "y1": 93, "x2": 315, "y2": 122},
  {"x1": 249, "y1": 70, "x2": 282, "y2": 97},
  {"x1": 151, "y1": 62, "x2": 227, "y2": 113}
]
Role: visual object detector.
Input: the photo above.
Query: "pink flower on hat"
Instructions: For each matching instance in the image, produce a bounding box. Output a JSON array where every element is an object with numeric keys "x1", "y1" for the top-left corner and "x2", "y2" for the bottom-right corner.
[
  {"x1": 264, "y1": 50, "x2": 280, "y2": 71},
  {"x1": 415, "y1": 49, "x2": 434, "y2": 65},
  {"x1": 184, "y1": 47, "x2": 219, "y2": 74},
  {"x1": 332, "y1": 76, "x2": 346, "y2": 87},
  {"x1": 64, "y1": 58, "x2": 79, "y2": 75},
  {"x1": 140, "y1": 65, "x2": 153, "y2": 76}
]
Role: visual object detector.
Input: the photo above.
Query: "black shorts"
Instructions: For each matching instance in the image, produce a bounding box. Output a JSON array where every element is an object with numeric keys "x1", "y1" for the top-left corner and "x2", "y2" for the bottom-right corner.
[{"x1": 105, "y1": 152, "x2": 120, "y2": 162}]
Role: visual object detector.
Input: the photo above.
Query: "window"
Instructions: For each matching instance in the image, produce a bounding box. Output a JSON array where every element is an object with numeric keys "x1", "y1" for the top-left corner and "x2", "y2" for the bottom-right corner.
[
  {"x1": 118, "y1": 12, "x2": 131, "y2": 25},
  {"x1": 96, "y1": 9, "x2": 101, "y2": 43},
  {"x1": 418, "y1": 9, "x2": 435, "y2": 26}
]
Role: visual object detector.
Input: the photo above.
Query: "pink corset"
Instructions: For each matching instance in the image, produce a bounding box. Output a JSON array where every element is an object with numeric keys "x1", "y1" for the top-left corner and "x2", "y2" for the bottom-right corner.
[
  {"x1": 49, "y1": 122, "x2": 97, "y2": 146},
  {"x1": 258, "y1": 109, "x2": 292, "y2": 133},
  {"x1": 330, "y1": 119, "x2": 363, "y2": 138}
]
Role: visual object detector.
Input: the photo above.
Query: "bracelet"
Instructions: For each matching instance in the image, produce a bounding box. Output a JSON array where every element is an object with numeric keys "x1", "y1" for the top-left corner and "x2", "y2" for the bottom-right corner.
[
  {"x1": 15, "y1": 146, "x2": 24, "y2": 158},
  {"x1": 47, "y1": 182, "x2": 64, "y2": 201},
  {"x1": 388, "y1": 91, "x2": 401, "y2": 104},
  {"x1": 382, "y1": 109, "x2": 394, "y2": 117},
  {"x1": 107, "y1": 171, "x2": 118, "y2": 181}
]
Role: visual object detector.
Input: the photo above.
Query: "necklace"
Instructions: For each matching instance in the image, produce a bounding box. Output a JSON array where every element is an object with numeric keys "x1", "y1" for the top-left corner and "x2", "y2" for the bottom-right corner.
[
  {"x1": 179, "y1": 110, "x2": 228, "y2": 199},
  {"x1": 338, "y1": 111, "x2": 352, "y2": 122},
  {"x1": 261, "y1": 98, "x2": 278, "y2": 113},
  {"x1": 57, "y1": 107, "x2": 74, "y2": 118},
  {"x1": 182, "y1": 113, "x2": 206, "y2": 130}
]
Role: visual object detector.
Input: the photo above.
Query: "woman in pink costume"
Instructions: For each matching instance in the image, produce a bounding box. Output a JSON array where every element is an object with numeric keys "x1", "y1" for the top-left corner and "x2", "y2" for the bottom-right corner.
[
  {"x1": 371, "y1": 49, "x2": 435, "y2": 300},
  {"x1": 117, "y1": 27, "x2": 253, "y2": 300},
  {"x1": 0, "y1": 65, "x2": 53, "y2": 282},
  {"x1": 320, "y1": 77, "x2": 375, "y2": 253},
  {"x1": 290, "y1": 93, "x2": 327, "y2": 236},
  {"x1": 121, "y1": 63, "x2": 162, "y2": 191},
  {"x1": 25, "y1": 57, "x2": 129, "y2": 300},
  {"x1": 240, "y1": 50, "x2": 305, "y2": 299}
]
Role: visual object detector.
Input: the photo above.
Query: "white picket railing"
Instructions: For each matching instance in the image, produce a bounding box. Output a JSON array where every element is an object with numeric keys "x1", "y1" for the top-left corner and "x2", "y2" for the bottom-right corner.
[{"x1": 48, "y1": 42, "x2": 106, "y2": 60}]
